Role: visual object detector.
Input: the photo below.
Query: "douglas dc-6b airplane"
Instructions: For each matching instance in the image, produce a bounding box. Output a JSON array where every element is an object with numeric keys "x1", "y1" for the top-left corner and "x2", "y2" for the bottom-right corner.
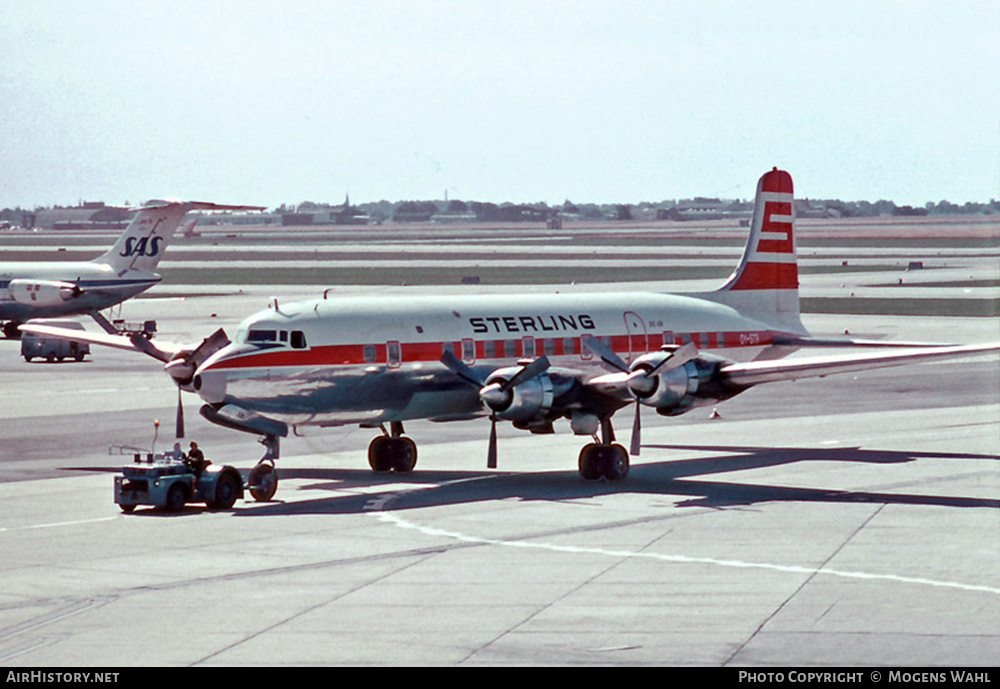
[
  {"x1": 1, "y1": 201, "x2": 261, "y2": 338},
  {"x1": 23, "y1": 169, "x2": 999, "y2": 500}
]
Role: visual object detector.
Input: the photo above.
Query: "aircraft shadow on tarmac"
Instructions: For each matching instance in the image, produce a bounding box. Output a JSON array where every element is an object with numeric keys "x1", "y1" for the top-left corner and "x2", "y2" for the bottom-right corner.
[{"x1": 224, "y1": 443, "x2": 1000, "y2": 518}]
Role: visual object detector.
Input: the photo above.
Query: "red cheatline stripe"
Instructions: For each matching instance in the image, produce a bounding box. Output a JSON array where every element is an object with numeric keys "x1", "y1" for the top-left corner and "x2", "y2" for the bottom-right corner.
[
  {"x1": 728, "y1": 261, "x2": 799, "y2": 291},
  {"x1": 205, "y1": 330, "x2": 783, "y2": 371}
]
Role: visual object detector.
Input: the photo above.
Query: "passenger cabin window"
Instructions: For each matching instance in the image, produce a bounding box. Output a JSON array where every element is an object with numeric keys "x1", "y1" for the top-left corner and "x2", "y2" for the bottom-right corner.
[
  {"x1": 387, "y1": 341, "x2": 401, "y2": 368},
  {"x1": 363, "y1": 345, "x2": 377, "y2": 363},
  {"x1": 522, "y1": 336, "x2": 535, "y2": 358}
]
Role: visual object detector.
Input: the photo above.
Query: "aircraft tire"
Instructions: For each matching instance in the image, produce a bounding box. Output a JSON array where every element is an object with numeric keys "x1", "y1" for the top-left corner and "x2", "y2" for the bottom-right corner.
[
  {"x1": 248, "y1": 461, "x2": 278, "y2": 501},
  {"x1": 579, "y1": 444, "x2": 630, "y2": 481},
  {"x1": 578, "y1": 444, "x2": 603, "y2": 481},
  {"x1": 368, "y1": 436, "x2": 393, "y2": 472},
  {"x1": 391, "y1": 437, "x2": 417, "y2": 473},
  {"x1": 602, "y1": 444, "x2": 630, "y2": 481}
]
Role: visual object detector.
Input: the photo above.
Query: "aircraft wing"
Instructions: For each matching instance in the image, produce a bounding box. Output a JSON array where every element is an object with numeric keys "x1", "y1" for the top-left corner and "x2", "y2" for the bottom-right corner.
[
  {"x1": 772, "y1": 335, "x2": 964, "y2": 348},
  {"x1": 18, "y1": 323, "x2": 188, "y2": 362},
  {"x1": 720, "y1": 341, "x2": 1000, "y2": 386}
]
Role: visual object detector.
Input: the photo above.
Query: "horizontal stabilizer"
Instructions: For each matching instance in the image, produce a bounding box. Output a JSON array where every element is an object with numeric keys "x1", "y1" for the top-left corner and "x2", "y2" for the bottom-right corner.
[
  {"x1": 722, "y1": 341, "x2": 1000, "y2": 387},
  {"x1": 139, "y1": 201, "x2": 266, "y2": 212}
]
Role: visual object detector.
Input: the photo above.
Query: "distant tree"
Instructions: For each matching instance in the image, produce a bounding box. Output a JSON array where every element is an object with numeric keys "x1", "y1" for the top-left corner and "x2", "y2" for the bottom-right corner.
[
  {"x1": 928, "y1": 200, "x2": 960, "y2": 215},
  {"x1": 892, "y1": 205, "x2": 927, "y2": 216}
]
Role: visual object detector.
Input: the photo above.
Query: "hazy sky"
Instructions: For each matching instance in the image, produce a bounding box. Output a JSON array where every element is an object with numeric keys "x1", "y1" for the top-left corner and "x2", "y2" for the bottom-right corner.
[{"x1": 1, "y1": 0, "x2": 997, "y2": 209}]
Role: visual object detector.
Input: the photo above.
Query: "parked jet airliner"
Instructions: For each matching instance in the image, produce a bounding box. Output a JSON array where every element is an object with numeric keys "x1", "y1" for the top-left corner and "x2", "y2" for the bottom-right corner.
[
  {"x1": 1, "y1": 201, "x2": 261, "y2": 338},
  {"x1": 24, "y1": 169, "x2": 999, "y2": 500}
]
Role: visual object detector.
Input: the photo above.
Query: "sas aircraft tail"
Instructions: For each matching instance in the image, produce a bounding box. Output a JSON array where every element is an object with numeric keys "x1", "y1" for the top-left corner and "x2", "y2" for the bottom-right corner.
[
  {"x1": 94, "y1": 201, "x2": 193, "y2": 276},
  {"x1": 94, "y1": 201, "x2": 264, "y2": 276},
  {"x1": 702, "y1": 167, "x2": 804, "y2": 333}
]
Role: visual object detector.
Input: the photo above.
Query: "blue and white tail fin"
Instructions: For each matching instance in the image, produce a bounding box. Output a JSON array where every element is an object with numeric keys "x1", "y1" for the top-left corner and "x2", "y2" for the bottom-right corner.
[
  {"x1": 94, "y1": 201, "x2": 264, "y2": 276},
  {"x1": 703, "y1": 167, "x2": 805, "y2": 333},
  {"x1": 94, "y1": 201, "x2": 192, "y2": 275}
]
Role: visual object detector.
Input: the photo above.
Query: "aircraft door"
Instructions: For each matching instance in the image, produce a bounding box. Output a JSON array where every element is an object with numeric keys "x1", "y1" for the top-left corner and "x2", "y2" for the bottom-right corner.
[{"x1": 622, "y1": 311, "x2": 648, "y2": 363}]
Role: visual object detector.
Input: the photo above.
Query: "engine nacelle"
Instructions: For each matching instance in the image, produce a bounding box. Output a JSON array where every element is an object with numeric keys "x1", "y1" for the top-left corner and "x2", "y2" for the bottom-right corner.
[
  {"x1": 9, "y1": 279, "x2": 83, "y2": 307},
  {"x1": 629, "y1": 353, "x2": 730, "y2": 416},
  {"x1": 479, "y1": 367, "x2": 554, "y2": 423}
]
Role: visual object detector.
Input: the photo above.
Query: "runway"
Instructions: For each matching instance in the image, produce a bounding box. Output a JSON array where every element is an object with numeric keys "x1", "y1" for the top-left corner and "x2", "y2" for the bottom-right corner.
[{"x1": 0, "y1": 220, "x2": 997, "y2": 666}]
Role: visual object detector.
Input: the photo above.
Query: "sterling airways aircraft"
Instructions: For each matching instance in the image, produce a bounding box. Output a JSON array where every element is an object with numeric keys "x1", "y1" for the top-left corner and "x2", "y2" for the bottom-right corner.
[
  {"x1": 24, "y1": 168, "x2": 999, "y2": 500},
  {"x1": 0, "y1": 201, "x2": 262, "y2": 338}
]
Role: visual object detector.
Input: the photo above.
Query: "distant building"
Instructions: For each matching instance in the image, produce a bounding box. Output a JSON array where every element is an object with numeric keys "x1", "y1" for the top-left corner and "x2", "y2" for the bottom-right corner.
[
  {"x1": 281, "y1": 194, "x2": 369, "y2": 226},
  {"x1": 33, "y1": 202, "x2": 132, "y2": 230}
]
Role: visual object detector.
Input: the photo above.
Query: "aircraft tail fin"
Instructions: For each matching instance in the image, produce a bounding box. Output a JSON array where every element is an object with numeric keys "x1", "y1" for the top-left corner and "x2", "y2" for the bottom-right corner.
[
  {"x1": 94, "y1": 201, "x2": 264, "y2": 275},
  {"x1": 703, "y1": 168, "x2": 804, "y2": 332},
  {"x1": 94, "y1": 201, "x2": 192, "y2": 275}
]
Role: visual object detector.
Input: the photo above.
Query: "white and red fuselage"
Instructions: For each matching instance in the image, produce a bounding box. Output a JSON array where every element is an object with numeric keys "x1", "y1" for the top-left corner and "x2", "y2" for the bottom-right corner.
[
  {"x1": 195, "y1": 289, "x2": 801, "y2": 428},
  {"x1": 193, "y1": 168, "x2": 805, "y2": 431}
]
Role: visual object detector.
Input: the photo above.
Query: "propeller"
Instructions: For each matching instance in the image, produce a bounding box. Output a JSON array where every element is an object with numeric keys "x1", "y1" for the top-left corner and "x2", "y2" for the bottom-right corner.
[
  {"x1": 440, "y1": 350, "x2": 550, "y2": 468},
  {"x1": 163, "y1": 329, "x2": 231, "y2": 387},
  {"x1": 176, "y1": 388, "x2": 185, "y2": 439},
  {"x1": 581, "y1": 335, "x2": 698, "y2": 455},
  {"x1": 162, "y1": 329, "x2": 231, "y2": 439}
]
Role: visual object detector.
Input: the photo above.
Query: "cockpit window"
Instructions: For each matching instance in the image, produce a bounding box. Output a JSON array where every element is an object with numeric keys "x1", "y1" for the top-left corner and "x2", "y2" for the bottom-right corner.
[
  {"x1": 246, "y1": 329, "x2": 279, "y2": 343},
  {"x1": 245, "y1": 328, "x2": 308, "y2": 349}
]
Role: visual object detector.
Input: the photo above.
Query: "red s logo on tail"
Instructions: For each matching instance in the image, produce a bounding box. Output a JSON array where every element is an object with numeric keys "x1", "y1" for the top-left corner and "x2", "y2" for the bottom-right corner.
[{"x1": 755, "y1": 201, "x2": 794, "y2": 254}]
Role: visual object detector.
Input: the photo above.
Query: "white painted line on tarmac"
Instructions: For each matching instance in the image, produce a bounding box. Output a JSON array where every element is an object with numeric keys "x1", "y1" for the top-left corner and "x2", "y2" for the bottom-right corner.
[
  {"x1": 372, "y1": 509, "x2": 1000, "y2": 597},
  {"x1": 0, "y1": 516, "x2": 118, "y2": 533}
]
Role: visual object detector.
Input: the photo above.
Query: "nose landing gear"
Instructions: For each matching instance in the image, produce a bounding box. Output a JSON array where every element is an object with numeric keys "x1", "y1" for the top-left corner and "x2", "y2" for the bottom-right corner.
[{"x1": 248, "y1": 434, "x2": 280, "y2": 501}]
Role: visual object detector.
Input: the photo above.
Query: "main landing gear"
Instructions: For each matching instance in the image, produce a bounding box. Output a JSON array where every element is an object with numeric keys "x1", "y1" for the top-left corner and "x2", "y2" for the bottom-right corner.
[
  {"x1": 577, "y1": 417, "x2": 630, "y2": 481},
  {"x1": 368, "y1": 421, "x2": 417, "y2": 473},
  {"x1": 360, "y1": 418, "x2": 629, "y2": 481}
]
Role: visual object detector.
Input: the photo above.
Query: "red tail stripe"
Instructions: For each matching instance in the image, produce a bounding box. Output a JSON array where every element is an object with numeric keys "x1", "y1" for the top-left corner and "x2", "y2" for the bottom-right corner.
[
  {"x1": 728, "y1": 261, "x2": 799, "y2": 291},
  {"x1": 761, "y1": 169, "x2": 793, "y2": 194}
]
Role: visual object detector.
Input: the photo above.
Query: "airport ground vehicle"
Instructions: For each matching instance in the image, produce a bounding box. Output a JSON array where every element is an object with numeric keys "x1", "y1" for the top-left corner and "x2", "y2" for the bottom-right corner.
[
  {"x1": 114, "y1": 453, "x2": 245, "y2": 512},
  {"x1": 21, "y1": 320, "x2": 90, "y2": 362}
]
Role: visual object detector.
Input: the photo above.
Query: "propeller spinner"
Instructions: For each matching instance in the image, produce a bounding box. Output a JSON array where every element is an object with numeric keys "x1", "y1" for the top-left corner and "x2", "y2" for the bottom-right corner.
[
  {"x1": 580, "y1": 335, "x2": 697, "y2": 455},
  {"x1": 441, "y1": 350, "x2": 551, "y2": 468}
]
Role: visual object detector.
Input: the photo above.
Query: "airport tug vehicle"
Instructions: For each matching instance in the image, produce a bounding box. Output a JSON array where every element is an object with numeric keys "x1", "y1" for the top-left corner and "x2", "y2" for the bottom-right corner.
[
  {"x1": 114, "y1": 423, "x2": 278, "y2": 512},
  {"x1": 114, "y1": 454, "x2": 246, "y2": 513}
]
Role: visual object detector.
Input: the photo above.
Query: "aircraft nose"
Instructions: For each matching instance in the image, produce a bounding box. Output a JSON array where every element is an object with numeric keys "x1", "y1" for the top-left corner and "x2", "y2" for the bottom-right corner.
[{"x1": 193, "y1": 367, "x2": 227, "y2": 403}]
